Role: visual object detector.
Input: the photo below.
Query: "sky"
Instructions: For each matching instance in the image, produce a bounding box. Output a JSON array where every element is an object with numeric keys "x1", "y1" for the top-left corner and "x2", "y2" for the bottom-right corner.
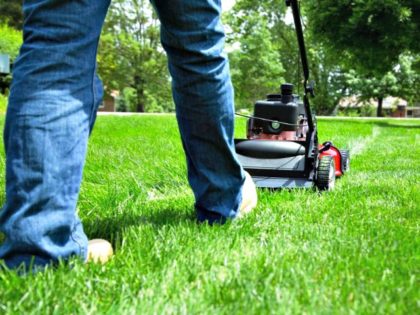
[
  {"x1": 222, "y1": 0, "x2": 295, "y2": 25},
  {"x1": 222, "y1": 0, "x2": 236, "y2": 12}
]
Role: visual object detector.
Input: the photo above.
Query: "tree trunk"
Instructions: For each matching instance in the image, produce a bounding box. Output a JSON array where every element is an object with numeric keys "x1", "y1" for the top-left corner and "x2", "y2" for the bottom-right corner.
[
  {"x1": 134, "y1": 74, "x2": 145, "y2": 112},
  {"x1": 136, "y1": 102, "x2": 145, "y2": 113},
  {"x1": 377, "y1": 97, "x2": 384, "y2": 117},
  {"x1": 136, "y1": 88, "x2": 145, "y2": 112}
]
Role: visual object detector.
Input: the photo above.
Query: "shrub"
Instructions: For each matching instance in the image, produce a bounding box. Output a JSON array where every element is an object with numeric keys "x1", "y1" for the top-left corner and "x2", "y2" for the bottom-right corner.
[
  {"x1": 0, "y1": 23, "x2": 22, "y2": 59},
  {"x1": 118, "y1": 87, "x2": 137, "y2": 112},
  {"x1": 0, "y1": 93, "x2": 7, "y2": 114}
]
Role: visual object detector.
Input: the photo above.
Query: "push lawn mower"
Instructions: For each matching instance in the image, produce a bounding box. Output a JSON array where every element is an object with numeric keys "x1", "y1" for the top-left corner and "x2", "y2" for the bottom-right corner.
[{"x1": 234, "y1": 0, "x2": 350, "y2": 190}]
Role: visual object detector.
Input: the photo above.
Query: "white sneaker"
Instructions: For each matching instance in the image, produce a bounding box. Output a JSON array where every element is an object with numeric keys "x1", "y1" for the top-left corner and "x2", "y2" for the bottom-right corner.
[
  {"x1": 237, "y1": 171, "x2": 258, "y2": 218},
  {"x1": 86, "y1": 239, "x2": 114, "y2": 264}
]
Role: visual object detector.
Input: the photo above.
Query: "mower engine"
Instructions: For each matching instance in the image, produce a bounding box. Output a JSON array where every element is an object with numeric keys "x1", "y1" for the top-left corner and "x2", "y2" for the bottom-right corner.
[{"x1": 247, "y1": 83, "x2": 308, "y2": 141}]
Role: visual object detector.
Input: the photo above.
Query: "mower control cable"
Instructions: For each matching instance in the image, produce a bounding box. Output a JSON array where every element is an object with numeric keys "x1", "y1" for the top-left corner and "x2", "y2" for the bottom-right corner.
[{"x1": 235, "y1": 112, "x2": 308, "y2": 127}]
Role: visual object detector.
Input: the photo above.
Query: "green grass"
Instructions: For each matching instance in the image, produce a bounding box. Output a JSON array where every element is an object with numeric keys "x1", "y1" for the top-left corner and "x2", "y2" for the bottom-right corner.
[{"x1": 0, "y1": 115, "x2": 419, "y2": 314}]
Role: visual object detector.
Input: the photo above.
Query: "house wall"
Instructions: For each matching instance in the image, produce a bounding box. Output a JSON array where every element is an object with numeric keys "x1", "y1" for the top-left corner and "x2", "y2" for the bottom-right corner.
[
  {"x1": 98, "y1": 97, "x2": 115, "y2": 112},
  {"x1": 406, "y1": 107, "x2": 420, "y2": 118},
  {"x1": 390, "y1": 105, "x2": 407, "y2": 118}
]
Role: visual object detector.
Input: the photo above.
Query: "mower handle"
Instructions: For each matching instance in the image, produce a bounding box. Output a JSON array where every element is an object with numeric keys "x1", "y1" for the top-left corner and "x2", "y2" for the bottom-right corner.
[
  {"x1": 286, "y1": 0, "x2": 310, "y2": 92},
  {"x1": 286, "y1": 0, "x2": 315, "y2": 133}
]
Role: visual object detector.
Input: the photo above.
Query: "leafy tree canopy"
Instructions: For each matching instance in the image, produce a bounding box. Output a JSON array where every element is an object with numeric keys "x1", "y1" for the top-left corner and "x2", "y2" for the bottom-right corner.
[
  {"x1": 306, "y1": 0, "x2": 420, "y2": 76},
  {"x1": 227, "y1": 9, "x2": 285, "y2": 108}
]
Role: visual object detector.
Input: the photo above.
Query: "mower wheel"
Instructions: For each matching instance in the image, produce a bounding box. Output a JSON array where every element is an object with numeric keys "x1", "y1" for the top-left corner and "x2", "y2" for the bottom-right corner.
[
  {"x1": 316, "y1": 155, "x2": 336, "y2": 191},
  {"x1": 340, "y1": 149, "x2": 350, "y2": 172}
]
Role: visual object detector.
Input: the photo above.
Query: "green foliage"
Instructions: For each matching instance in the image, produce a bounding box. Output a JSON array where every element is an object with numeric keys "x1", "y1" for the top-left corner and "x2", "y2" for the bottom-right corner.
[
  {"x1": 225, "y1": 0, "x2": 287, "y2": 109},
  {"x1": 116, "y1": 87, "x2": 138, "y2": 112},
  {"x1": 115, "y1": 98, "x2": 127, "y2": 112},
  {"x1": 345, "y1": 71, "x2": 399, "y2": 101},
  {"x1": 144, "y1": 89, "x2": 174, "y2": 113},
  {"x1": 306, "y1": 0, "x2": 420, "y2": 76},
  {"x1": 337, "y1": 104, "x2": 376, "y2": 117},
  {"x1": 227, "y1": 12, "x2": 284, "y2": 108},
  {"x1": 0, "y1": 1, "x2": 23, "y2": 30},
  {"x1": 0, "y1": 24, "x2": 22, "y2": 59},
  {"x1": 395, "y1": 54, "x2": 420, "y2": 105},
  {"x1": 303, "y1": 0, "x2": 420, "y2": 116},
  {"x1": 307, "y1": 47, "x2": 347, "y2": 115},
  {"x1": 97, "y1": 33, "x2": 125, "y2": 94},
  {"x1": 343, "y1": 53, "x2": 420, "y2": 115}
]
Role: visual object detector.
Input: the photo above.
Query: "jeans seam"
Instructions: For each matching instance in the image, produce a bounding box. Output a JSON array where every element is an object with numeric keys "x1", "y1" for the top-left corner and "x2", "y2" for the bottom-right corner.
[
  {"x1": 70, "y1": 222, "x2": 86, "y2": 260},
  {"x1": 89, "y1": 41, "x2": 101, "y2": 126}
]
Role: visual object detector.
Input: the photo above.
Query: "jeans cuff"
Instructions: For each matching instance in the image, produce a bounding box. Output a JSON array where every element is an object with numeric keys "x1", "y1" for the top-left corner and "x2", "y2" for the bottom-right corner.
[{"x1": 196, "y1": 205, "x2": 240, "y2": 225}]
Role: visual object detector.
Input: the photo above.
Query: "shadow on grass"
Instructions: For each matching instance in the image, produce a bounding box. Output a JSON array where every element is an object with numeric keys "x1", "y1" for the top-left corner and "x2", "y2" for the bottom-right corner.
[
  {"x1": 83, "y1": 207, "x2": 196, "y2": 246},
  {"x1": 374, "y1": 121, "x2": 420, "y2": 129}
]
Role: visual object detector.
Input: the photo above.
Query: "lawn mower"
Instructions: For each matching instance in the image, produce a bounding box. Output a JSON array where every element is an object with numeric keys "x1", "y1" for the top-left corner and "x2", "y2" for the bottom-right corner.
[{"x1": 234, "y1": 0, "x2": 350, "y2": 190}]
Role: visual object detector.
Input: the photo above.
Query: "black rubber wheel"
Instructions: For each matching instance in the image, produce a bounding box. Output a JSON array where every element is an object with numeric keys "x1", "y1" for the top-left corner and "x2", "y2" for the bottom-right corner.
[
  {"x1": 316, "y1": 155, "x2": 336, "y2": 191},
  {"x1": 340, "y1": 149, "x2": 350, "y2": 172}
]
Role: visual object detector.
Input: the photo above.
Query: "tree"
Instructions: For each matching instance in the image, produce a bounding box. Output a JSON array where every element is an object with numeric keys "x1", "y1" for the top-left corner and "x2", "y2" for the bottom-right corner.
[
  {"x1": 97, "y1": 0, "x2": 173, "y2": 112},
  {"x1": 308, "y1": 46, "x2": 348, "y2": 115},
  {"x1": 306, "y1": 0, "x2": 419, "y2": 74},
  {"x1": 345, "y1": 70, "x2": 399, "y2": 116},
  {"x1": 0, "y1": 1, "x2": 23, "y2": 30},
  {"x1": 227, "y1": 12, "x2": 284, "y2": 108},
  {"x1": 394, "y1": 54, "x2": 420, "y2": 106},
  {"x1": 344, "y1": 53, "x2": 420, "y2": 115},
  {"x1": 306, "y1": 0, "x2": 420, "y2": 115}
]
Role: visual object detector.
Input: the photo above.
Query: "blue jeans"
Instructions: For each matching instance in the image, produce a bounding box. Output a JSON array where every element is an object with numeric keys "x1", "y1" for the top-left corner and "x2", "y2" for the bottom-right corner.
[{"x1": 0, "y1": 0, "x2": 244, "y2": 269}]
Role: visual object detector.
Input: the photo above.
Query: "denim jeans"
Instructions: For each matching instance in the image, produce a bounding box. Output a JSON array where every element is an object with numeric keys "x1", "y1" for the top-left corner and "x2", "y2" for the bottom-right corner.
[{"x1": 0, "y1": 0, "x2": 244, "y2": 269}]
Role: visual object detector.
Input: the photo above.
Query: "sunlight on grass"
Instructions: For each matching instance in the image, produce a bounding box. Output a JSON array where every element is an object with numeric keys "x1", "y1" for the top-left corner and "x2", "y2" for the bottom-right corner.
[{"x1": 0, "y1": 116, "x2": 419, "y2": 314}]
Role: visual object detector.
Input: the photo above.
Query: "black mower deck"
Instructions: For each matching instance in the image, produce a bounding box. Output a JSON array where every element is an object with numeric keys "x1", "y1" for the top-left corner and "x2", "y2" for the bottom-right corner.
[{"x1": 235, "y1": 139, "x2": 315, "y2": 189}]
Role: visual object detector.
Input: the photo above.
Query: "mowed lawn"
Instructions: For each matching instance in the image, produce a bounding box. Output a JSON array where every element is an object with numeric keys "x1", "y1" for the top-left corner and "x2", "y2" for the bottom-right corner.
[{"x1": 0, "y1": 115, "x2": 419, "y2": 314}]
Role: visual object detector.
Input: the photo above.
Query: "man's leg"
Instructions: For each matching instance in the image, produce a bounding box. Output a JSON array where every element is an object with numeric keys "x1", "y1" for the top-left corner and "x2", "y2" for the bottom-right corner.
[
  {"x1": 0, "y1": 0, "x2": 110, "y2": 269},
  {"x1": 151, "y1": 0, "x2": 249, "y2": 223}
]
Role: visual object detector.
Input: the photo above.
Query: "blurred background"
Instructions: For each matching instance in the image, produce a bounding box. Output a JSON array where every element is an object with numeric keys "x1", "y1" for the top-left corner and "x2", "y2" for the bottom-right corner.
[{"x1": 0, "y1": 0, "x2": 419, "y2": 117}]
